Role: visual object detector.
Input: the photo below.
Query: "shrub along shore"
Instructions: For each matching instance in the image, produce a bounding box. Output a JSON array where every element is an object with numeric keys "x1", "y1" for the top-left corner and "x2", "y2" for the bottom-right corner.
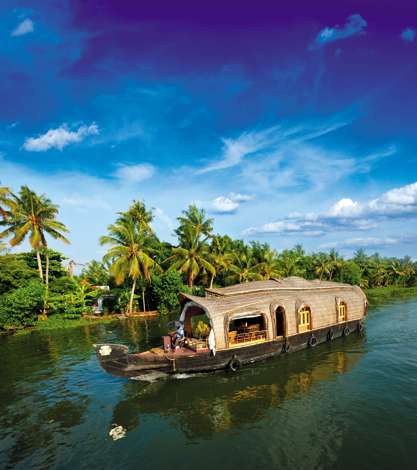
[{"x1": 1, "y1": 185, "x2": 416, "y2": 334}]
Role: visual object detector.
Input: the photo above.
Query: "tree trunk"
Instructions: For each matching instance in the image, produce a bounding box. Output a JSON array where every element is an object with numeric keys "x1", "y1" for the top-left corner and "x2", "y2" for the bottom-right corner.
[
  {"x1": 188, "y1": 270, "x2": 193, "y2": 289},
  {"x1": 41, "y1": 247, "x2": 50, "y2": 318},
  {"x1": 36, "y1": 249, "x2": 44, "y2": 281},
  {"x1": 142, "y1": 287, "x2": 146, "y2": 313},
  {"x1": 209, "y1": 272, "x2": 215, "y2": 289},
  {"x1": 45, "y1": 248, "x2": 50, "y2": 287},
  {"x1": 128, "y1": 278, "x2": 137, "y2": 315}
]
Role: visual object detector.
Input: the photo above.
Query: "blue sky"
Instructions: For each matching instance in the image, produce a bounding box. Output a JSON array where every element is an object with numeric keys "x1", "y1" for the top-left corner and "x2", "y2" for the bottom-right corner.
[{"x1": 1, "y1": 0, "x2": 417, "y2": 263}]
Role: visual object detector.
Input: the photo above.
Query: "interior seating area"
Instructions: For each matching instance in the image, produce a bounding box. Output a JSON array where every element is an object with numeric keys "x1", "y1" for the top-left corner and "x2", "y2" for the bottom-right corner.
[{"x1": 228, "y1": 315, "x2": 267, "y2": 346}]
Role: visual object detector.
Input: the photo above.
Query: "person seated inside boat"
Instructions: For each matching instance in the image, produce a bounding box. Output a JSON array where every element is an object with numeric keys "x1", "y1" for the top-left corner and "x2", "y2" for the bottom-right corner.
[{"x1": 173, "y1": 321, "x2": 185, "y2": 349}]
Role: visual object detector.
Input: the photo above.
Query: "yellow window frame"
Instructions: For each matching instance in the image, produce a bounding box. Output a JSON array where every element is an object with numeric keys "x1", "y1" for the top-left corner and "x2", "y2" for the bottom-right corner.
[
  {"x1": 338, "y1": 303, "x2": 347, "y2": 322},
  {"x1": 298, "y1": 307, "x2": 311, "y2": 333}
]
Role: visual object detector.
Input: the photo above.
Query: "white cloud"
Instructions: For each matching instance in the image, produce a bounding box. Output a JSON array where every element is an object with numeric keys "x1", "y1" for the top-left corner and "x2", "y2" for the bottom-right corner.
[
  {"x1": 381, "y1": 182, "x2": 417, "y2": 205},
  {"x1": 11, "y1": 18, "x2": 34, "y2": 37},
  {"x1": 207, "y1": 192, "x2": 255, "y2": 214},
  {"x1": 244, "y1": 181, "x2": 417, "y2": 237},
  {"x1": 197, "y1": 125, "x2": 283, "y2": 174},
  {"x1": 227, "y1": 192, "x2": 255, "y2": 202},
  {"x1": 312, "y1": 14, "x2": 367, "y2": 49},
  {"x1": 197, "y1": 117, "x2": 353, "y2": 175},
  {"x1": 113, "y1": 163, "x2": 155, "y2": 183},
  {"x1": 23, "y1": 123, "x2": 99, "y2": 151},
  {"x1": 327, "y1": 198, "x2": 361, "y2": 217},
  {"x1": 401, "y1": 28, "x2": 416, "y2": 43},
  {"x1": 239, "y1": 141, "x2": 395, "y2": 193},
  {"x1": 211, "y1": 197, "x2": 239, "y2": 214},
  {"x1": 320, "y1": 236, "x2": 414, "y2": 250}
]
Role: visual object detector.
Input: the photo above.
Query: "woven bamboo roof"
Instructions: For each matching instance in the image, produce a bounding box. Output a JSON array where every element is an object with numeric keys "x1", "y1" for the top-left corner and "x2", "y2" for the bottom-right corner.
[
  {"x1": 205, "y1": 277, "x2": 351, "y2": 297},
  {"x1": 181, "y1": 277, "x2": 364, "y2": 321}
]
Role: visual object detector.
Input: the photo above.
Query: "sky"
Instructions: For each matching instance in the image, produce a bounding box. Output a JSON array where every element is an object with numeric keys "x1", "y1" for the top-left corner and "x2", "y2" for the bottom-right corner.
[{"x1": 1, "y1": 0, "x2": 417, "y2": 264}]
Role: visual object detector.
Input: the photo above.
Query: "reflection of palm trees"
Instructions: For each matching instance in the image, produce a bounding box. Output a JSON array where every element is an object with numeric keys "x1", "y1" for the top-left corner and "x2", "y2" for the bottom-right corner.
[{"x1": 109, "y1": 335, "x2": 365, "y2": 438}]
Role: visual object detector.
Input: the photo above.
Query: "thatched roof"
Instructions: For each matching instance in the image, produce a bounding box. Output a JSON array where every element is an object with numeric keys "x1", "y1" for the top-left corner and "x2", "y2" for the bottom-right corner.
[
  {"x1": 181, "y1": 277, "x2": 364, "y2": 321},
  {"x1": 205, "y1": 277, "x2": 352, "y2": 297}
]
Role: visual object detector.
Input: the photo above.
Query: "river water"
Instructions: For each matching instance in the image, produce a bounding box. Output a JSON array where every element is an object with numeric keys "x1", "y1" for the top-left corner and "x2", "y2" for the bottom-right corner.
[{"x1": 1, "y1": 298, "x2": 417, "y2": 470}]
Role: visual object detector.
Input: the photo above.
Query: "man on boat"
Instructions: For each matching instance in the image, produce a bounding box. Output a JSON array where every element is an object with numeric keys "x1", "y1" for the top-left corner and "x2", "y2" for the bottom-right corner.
[{"x1": 173, "y1": 321, "x2": 185, "y2": 349}]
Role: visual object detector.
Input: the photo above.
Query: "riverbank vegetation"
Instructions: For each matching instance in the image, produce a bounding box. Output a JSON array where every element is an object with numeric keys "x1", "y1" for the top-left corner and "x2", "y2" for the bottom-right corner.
[{"x1": 1, "y1": 185, "x2": 417, "y2": 332}]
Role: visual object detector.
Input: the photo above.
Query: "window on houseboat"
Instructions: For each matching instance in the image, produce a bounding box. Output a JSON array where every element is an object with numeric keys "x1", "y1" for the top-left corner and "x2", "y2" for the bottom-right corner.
[
  {"x1": 338, "y1": 302, "x2": 347, "y2": 322},
  {"x1": 298, "y1": 306, "x2": 311, "y2": 333},
  {"x1": 228, "y1": 314, "x2": 267, "y2": 346}
]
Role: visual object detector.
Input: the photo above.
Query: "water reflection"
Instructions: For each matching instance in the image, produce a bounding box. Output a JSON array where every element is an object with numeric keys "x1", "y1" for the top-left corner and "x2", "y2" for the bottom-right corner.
[{"x1": 110, "y1": 335, "x2": 366, "y2": 439}]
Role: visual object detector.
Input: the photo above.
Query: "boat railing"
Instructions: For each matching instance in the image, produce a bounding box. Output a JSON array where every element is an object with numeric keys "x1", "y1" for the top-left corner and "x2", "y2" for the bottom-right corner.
[{"x1": 229, "y1": 329, "x2": 267, "y2": 345}]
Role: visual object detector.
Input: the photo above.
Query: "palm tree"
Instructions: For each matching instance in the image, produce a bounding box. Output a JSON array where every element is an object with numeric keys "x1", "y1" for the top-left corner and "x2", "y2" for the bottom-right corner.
[
  {"x1": 118, "y1": 200, "x2": 154, "y2": 233},
  {"x1": 277, "y1": 248, "x2": 304, "y2": 277},
  {"x1": 226, "y1": 249, "x2": 263, "y2": 284},
  {"x1": 166, "y1": 225, "x2": 215, "y2": 288},
  {"x1": 401, "y1": 256, "x2": 415, "y2": 287},
  {"x1": 256, "y1": 248, "x2": 282, "y2": 280},
  {"x1": 313, "y1": 253, "x2": 332, "y2": 281},
  {"x1": 0, "y1": 187, "x2": 11, "y2": 219},
  {"x1": 100, "y1": 218, "x2": 158, "y2": 314},
  {"x1": 81, "y1": 260, "x2": 110, "y2": 286},
  {"x1": 208, "y1": 235, "x2": 235, "y2": 287},
  {"x1": 0, "y1": 186, "x2": 69, "y2": 285},
  {"x1": 387, "y1": 259, "x2": 406, "y2": 286},
  {"x1": 175, "y1": 205, "x2": 213, "y2": 244},
  {"x1": 328, "y1": 249, "x2": 343, "y2": 280},
  {"x1": 370, "y1": 261, "x2": 388, "y2": 287}
]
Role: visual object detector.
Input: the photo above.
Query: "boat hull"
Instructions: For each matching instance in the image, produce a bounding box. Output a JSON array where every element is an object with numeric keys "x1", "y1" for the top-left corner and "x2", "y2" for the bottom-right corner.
[{"x1": 95, "y1": 320, "x2": 363, "y2": 378}]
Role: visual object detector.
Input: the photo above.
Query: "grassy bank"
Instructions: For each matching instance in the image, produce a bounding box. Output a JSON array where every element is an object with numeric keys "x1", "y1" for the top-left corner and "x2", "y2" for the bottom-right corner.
[{"x1": 365, "y1": 286, "x2": 417, "y2": 305}]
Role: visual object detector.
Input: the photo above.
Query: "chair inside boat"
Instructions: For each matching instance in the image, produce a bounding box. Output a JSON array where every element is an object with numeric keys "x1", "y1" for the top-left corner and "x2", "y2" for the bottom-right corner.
[{"x1": 228, "y1": 313, "x2": 267, "y2": 347}]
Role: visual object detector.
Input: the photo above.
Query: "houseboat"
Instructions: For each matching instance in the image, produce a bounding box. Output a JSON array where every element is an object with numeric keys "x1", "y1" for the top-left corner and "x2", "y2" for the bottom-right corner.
[{"x1": 94, "y1": 277, "x2": 367, "y2": 378}]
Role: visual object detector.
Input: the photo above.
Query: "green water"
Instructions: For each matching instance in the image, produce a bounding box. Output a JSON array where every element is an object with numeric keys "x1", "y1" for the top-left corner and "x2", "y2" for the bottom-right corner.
[{"x1": 1, "y1": 299, "x2": 417, "y2": 470}]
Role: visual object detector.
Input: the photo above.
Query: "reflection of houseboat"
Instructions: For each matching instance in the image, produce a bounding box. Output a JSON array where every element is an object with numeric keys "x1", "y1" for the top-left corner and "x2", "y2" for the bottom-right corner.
[
  {"x1": 109, "y1": 343, "x2": 365, "y2": 437},
  {"x1": 95, "y1": 277, "x2": 367, "y2": 378}
]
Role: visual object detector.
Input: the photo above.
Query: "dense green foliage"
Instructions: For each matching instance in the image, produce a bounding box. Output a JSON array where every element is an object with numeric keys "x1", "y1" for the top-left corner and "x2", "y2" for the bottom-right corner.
[
  {"x1": 150, "y1": 271, "x2": 189, "y2": 314},
  {"x1": 1, "y1": 185, "x2": 417, "y2": 332},
  {"x1": 0, "y1": 254, "x2": 39, "y2": 295},
  {"x1": 0, "y1": 280, "x2": 45, "y2": 330}
]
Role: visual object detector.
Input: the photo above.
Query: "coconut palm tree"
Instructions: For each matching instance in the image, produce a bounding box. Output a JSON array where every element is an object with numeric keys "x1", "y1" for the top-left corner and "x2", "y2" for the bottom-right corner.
[
  {"x1": 256, "y1": 248, "x2": 282, "y2": 280},
  {"x1": 226, "y1": 249, "x2": 263, "y2": 284},
  {"x1": 0, "y1": 187, "x2": 11, "y2": 219},
  {"x1": 0, "y1": 186, "x2": 69, "y2": 285},
  {"x1": 328, "y1": 249, "x2": 343, "y2": 280},
  {"x1": 401, "y1": 256, "x2": 415, "y2": 286},
  {"x1": 167, "y1": 225, "x2": 215, "y2": 288},
  {"x1": 313, "y1": 253, "x2": 333, "y2": 281},
  {"x1": 118, "y1": 200, "x2": 154, "y2": 233},
  {"x1": 175, "y1": 205, "x2": 213, "y2": 244},
  {"x1": 208, "y1": 235, "x2": 235, "y2": 287},
  {"x1": 100, "y1": 218, "x2": 158, "y2": 314},
  {"x1": 370, "y1": 261, "x2": 389, "y2": 287},
  {"x1": 277, "y1": 248, "x2": 304, "y2": 277},
  {"x1": 387, "y1": 259, "x2": 406, "y2": 286}
]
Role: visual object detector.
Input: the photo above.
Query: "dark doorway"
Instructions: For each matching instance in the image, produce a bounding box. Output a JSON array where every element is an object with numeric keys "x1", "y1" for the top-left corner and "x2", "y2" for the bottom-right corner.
[{"x1": 275, "y1": 306, "x2": 285, "y2": 337}]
